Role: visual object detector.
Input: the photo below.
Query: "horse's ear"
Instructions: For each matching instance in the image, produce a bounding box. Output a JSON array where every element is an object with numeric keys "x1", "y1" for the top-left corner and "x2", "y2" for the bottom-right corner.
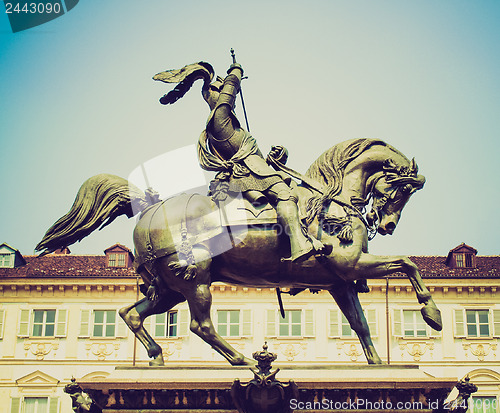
[{"x1": 410, "y1": 158, "x2": 419, "y2": 175}]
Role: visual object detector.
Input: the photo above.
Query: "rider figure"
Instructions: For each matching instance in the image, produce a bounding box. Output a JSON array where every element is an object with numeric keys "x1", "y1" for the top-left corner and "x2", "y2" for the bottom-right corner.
[{"x1": 197, "y1": 62, "x2": 331, "y2": 262}]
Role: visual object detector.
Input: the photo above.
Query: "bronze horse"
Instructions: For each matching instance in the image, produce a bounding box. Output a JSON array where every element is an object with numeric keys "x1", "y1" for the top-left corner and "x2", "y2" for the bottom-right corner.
[{"x1": 36, "y1": 138, "x2": 441, "y2": 366}]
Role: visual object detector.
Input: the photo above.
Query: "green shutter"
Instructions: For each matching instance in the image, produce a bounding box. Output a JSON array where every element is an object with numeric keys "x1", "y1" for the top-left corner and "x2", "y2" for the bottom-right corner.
[
  {"x1": 329, "y1": 309, "x2": 339, "y2": 337},
  {"x1": 116, "y1": 310, "x2": 128, "y2": 338},
  {"x1": 365, "y1": 309, "x2": 377, "y2": 337},
  {"x1": 178, "y1": 309, "x2": 189, "y2": 336},
  {"x1": 48, "y1": 397, "x2": 59, "y2": 413},
  {"x1": 304, "y1": 309, "x2": 314, "y2": 337},
  {"x1": 392, "y1": 309, "x2": 402, "y2": 337},
  {"x1": 18, "y1": 309, "x2": 30, "y2": 337},
  {"x1": 492, "y1": 309, "x2": 500, "y2": 338},
  {"x1": 79, "y1": 310, "x2": 91, "y2": 337},
  {"x1": 266, "y1": 310, "x2": 276, "y2": 337},
  {"x1": 0, "y1": 309, "x2": 4, "y2": 339},
  {"x1": 454, "y1": 309, "x2": 465, "y2": 338},
  {"x1": 55, "y1": 309, "x2": 67, "y2": 337},
  {"x1": 242, "y1": 309, "x2": 252, "y2": 337},
  {"x1": 10, "y1": 397, "x2": 21, "y2": 413}
]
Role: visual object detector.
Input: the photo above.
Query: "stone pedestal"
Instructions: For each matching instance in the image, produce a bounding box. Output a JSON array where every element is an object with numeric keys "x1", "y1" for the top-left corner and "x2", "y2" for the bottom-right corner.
[{"x1": 78, "y1": 363, "x2": 460, "y2": 413}]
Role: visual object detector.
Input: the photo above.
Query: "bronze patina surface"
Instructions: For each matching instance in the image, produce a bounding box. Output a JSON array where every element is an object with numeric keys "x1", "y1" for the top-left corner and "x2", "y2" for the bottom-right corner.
[{"x1": 36, "y1": 55, "x2": 441, "y2": 368}]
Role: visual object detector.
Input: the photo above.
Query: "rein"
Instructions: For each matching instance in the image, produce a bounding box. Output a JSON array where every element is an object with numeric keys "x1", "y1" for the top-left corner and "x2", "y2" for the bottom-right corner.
[{"x1": 267, "y1": 153, "x2": 377, "y2": 241}]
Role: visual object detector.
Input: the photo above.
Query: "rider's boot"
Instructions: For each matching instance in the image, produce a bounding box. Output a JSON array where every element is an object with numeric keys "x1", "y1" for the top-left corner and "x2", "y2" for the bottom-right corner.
[{"x1": 276, "y1": 197, "x2": 332, "y2": 263}]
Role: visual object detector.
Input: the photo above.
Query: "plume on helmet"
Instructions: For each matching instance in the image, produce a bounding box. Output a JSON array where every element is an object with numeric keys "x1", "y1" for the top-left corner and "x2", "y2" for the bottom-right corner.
[{"x1": 153, "y1": 61, "x2": 214, "y2": 105}]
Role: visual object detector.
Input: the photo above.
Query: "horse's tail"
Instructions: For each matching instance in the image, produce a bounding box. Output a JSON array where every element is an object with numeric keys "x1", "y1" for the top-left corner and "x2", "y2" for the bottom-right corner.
[{"x1": 35, "y1": 174, "x2": 159, "y2": 256}]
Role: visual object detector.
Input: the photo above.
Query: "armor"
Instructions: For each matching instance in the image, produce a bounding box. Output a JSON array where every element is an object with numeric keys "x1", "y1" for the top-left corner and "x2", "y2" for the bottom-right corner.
[{"x1": 198, "y1": 64, "x2": 331, "y2": 262}]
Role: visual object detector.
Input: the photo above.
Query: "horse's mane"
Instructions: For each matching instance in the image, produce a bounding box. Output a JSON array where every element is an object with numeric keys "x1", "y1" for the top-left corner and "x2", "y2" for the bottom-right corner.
[{"x1": 304, "y1": 138, "x2": 393, "y2": 223}]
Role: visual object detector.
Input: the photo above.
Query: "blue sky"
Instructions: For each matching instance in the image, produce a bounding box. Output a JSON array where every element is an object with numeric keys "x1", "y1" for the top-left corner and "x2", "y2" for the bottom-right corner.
[{"x1": 1, "y1": 0, "x2": 499, "y2": 257}]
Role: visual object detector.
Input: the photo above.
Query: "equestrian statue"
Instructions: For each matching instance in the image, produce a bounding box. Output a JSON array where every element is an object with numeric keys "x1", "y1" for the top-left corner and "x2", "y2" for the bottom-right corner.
[{"x1": 36, "y1": 52, "x2": 442, "y2": 366}]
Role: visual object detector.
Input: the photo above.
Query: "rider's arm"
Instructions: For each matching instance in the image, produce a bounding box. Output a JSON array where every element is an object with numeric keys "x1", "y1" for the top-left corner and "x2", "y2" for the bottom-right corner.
[{"x1": 211, "y1": 65, "x2": 244, "y2": 139}]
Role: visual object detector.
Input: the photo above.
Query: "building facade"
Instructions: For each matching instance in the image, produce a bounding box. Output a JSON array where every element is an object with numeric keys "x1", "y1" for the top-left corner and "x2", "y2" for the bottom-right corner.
[{"x1": 0, "y1": 242, "x2": 498, "y2": 413}]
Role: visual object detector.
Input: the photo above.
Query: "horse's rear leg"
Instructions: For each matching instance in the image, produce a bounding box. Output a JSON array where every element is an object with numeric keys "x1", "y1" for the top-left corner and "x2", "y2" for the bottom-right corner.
[
  {"x1": 119, "y1": 291, "x2": 185, "y2": 366},
  {"x1": 164, "y1": 247, "x2": 254, "y2": 366},
  {"x1": 329, "y1": 283, "x2": 382, "y2": 364},
  {"x1": 187, "y1": 282, "x2": 254, "y2": 365}
]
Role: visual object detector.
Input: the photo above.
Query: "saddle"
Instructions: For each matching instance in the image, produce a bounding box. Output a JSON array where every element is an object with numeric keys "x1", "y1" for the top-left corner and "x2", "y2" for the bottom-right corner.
[{"x1": 133, "y1": 193, "x2": 300, "y2": 273}]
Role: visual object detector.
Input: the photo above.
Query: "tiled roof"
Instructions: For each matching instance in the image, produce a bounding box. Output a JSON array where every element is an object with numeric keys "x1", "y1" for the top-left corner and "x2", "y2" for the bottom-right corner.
[
  {"x1": 0, "y1": 255, "x2": 137, "y2": 278},
  {"x1": 392, "y1": 255, "x2": 500, "y2": 278},
  {"x1": 0, "y1": 253, "x2": 498, "y2": 279}
]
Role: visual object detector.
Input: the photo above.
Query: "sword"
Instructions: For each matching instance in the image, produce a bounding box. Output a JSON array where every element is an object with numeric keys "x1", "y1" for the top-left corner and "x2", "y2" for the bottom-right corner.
[{"x1": 230, "y1": 48, "x2": 251, "y2": 132}]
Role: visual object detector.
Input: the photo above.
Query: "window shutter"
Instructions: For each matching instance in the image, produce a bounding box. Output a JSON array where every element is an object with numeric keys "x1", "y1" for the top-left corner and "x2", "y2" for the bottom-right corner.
[
  {"x1": 365, "y1": 309, "x2": 377, "y2": 337},
  {"x1": 0, "y1": 309, "x2": 5, "y2": 339},
  {"x1": 242, "y1": 309, "x2": 252, "y2": 337},
  {"x1": 266, "y1": 310, "x2": 276, "y2": 337},
  {"x1": 392, "y1": 309, "x2": 402, "y2": 337},
  {"x1": 329, "y1": 309, "x2": 339, "y2": 337},
  {"x1": 147, "y1": 315, "x2": 155, "y2": 337},
  {"x1": 492, "y1": 309, "x2": 500, "y2": 338},
  {"x1": 79, "y1": 310, "x2": 91, "y2": 337},
  {"x1": 116, "y1": 312, "x2": 128, "y2": 338},
  {"x1": 454, "y1": 309, "x2": 466, "y2": 338},
  {"x1": 10, "y1": 397, "x2": 21, "y2": 413},
  {"x1": 55, "y1": 309, "x2": 67, "y2": 337},
  {"x1": 304, "y1": 309, "x2": 315, "y2": 337},
  {"x1": 48, "y1": 397, "x2": 59, "y2": 413},
  {"x1": 18, "y1": 309, "x2": 30, "y2": 337},
  {"x1": 178, "y1": 309, "x2": 189, "y2": 336}
]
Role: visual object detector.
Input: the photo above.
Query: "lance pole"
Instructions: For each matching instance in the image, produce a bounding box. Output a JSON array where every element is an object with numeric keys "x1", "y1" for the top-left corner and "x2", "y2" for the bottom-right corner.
[{"x1": 230, "y1": 48, "x2": 251, "y2": 132}]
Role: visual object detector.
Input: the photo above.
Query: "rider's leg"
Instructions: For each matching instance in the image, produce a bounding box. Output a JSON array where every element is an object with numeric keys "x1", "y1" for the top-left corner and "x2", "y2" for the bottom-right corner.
[{"x1": 265, "y1": 182, "x2": 331, "y2": 262}]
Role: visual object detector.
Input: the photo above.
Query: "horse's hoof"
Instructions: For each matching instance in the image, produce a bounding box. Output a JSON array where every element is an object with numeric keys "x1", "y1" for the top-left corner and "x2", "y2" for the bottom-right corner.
[
  {"x1": 421, "y1": 305, "x2": 442, "y2": 331},
  {"x1": 149, "y1": 356, "x2": 165, "y2": 367}
]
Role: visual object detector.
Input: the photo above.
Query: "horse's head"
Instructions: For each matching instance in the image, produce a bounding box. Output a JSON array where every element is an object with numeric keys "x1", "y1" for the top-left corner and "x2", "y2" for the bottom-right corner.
[{"x1": 366, "y1": 158, "x2": 425, "y2": 236}]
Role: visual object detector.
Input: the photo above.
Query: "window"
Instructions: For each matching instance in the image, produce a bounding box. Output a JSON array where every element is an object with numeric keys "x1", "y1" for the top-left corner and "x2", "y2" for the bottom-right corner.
[
  {"x1": 24, "y1": 397, "x2": 48, "y2": 413},
  {"x1": 154, "y1": 311, "x2": 178, "y2": 337},
  {"x1": 280, "y1": 310, "x2": 302, "y2": 337},
  {"x1": 341, "y1": 313, "x2": 356, "y2": 338},
  {"x1": 329, "y1": 309, "x2": 377, "y2": 338},
  {"x1": 0, "y1": 253, "x2": 12, "y2": 268},
  {"x1": 466, "y1": 310, "x2": 490, "y2": 337},
  {"x1": 18, "y1": 309, "x2": 67, "y2": 338},
  {"x1": 403, "y1": 310, "x2": 427, "y2": 338},
  {"x1": 266, "y1": 309, "x2": 313, "y2": 338},
  {"x1": 93, "y1": 310, "x2": 116, "y2": 337},
  {"x1": 393, "y1": 309, "x2": 439, "y2": 338},
  {"x1": 108, "y1": 253, "x2": 126, "y2": 267},
  {"x1": 79, "y1": 309, "x2": 127, "y2": 338},
  {"x1": 470, "y1": 397, "x2": 497, "y2": 413},
  {"x1": 33, "y1": 310, "x2": 56, "y2": 337},
  {"x1": 218, "y1": 310, "x2": 240, "y2": 337},
  {"x1": 215, "y1": 309, "x2": 252, "y2": 338},
  {"x1": 454, "y1": 309, "x2": 500, "y2": 338},
  {"x1": 10, "y1": 397, "x2": 59, "y2": 413},
  {"x1": 455, "y1": 253, "x2": 473, "y2": 268}
]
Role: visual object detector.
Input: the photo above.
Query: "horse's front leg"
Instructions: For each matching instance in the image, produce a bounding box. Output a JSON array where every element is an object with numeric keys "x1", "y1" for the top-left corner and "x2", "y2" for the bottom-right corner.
[
  {"x1": 329, "y1": 282, "x2": 382, "y2": 364},
  {"x1": 350, "y1": 253, "x2": 442, "y2": 331}
]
